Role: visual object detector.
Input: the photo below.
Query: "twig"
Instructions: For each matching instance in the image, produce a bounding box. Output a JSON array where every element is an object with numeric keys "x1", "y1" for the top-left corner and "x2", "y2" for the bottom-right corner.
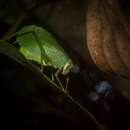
[
  {"x1": 27, "y1": 62, "x2": 102, "y2": 129},
  {"x1": 3, "y1": 13, "x2": 26, "y2": 39}
]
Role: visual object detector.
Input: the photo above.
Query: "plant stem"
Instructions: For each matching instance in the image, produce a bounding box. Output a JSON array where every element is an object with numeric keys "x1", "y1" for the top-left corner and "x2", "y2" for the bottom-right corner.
[
  {"x1": 3, "y1": 13, "x2": 26, "y2": 39},
  {"x1": 65, "y1": 93, "x2": 102, "y2": 130},
  {"x1": 27, "y1": 62, "x2": 102, "y2": 129},
  {"x1": 2, "y1": 32, "x2": 16, "y2": 41}
]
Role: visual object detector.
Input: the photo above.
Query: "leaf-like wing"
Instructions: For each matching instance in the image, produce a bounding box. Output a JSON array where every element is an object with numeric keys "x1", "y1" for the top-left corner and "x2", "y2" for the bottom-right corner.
[{"x1": 16, "y1": 25, "x2": 71, "y2": 69}]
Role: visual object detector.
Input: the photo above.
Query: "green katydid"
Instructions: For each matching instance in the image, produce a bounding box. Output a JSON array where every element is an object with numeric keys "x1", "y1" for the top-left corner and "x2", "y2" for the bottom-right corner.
[{"x1": 16, "y1": 25, "x2": 73, "y2": 90}]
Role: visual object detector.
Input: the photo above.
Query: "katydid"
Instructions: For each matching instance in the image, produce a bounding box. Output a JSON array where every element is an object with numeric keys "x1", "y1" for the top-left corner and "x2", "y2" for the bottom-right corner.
[{"x1": 16, "y1": 25, "x2": 73, "y2": 90}]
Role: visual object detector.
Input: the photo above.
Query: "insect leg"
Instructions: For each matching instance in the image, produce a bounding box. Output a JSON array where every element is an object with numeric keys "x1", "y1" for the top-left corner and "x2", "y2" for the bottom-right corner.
[
  {"x1": 51, "y1": 73, "x2": 54, "y2": 81},
  {"x1": 65, "y1": 76, "x2": 69, "y2": 93},
  {"x1": 40, "y1": 54, "x2": 44, "y2": 72},
  {"x1": 50, "y1": 67, "x2": 54, "y2": 81},
  {"x1": 55, "y1": 70, "x2": 64, "y2": 90},
  {"x1": 33, "y1": 31, "x2": 45, "y2": 72}
]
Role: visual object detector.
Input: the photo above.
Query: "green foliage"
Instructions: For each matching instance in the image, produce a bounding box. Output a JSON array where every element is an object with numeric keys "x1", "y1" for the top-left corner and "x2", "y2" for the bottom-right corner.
[{"x1": 0, "y1": 41, "x2": 28, "y2": 66}]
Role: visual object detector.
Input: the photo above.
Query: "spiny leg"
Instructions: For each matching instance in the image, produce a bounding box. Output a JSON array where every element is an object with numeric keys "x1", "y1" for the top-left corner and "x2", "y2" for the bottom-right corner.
[
  {"x1": 51, "y1": 73, "x2": 54, "y2": 81},
  {"x1": 55, "y1": 70, "x2": 64, "y2": 90},
  {"x1": 65, "y1": 76, "x2": 69, "y2": 93},
  {"x1": 40, "y1": 53, "x2": 44, "y2": 72},
  {"x1": 33, "y1": 31, "x2": 49, "y2": 73},
  {"x1": 50, "y1": 67, "x2": 54, "y2": 81}
]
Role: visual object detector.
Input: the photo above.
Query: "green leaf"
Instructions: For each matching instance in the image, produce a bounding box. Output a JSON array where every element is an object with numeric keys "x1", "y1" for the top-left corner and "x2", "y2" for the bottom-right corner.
[
  {"x1": 16, "y1": 25, "x2": 72, "y2": 71},
  {"x1": 0, "y1": 41, "x2": 58, "y2": 87},
  {"x1": 0, "y1": 41, "x2": 28, "y2": 66}
]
